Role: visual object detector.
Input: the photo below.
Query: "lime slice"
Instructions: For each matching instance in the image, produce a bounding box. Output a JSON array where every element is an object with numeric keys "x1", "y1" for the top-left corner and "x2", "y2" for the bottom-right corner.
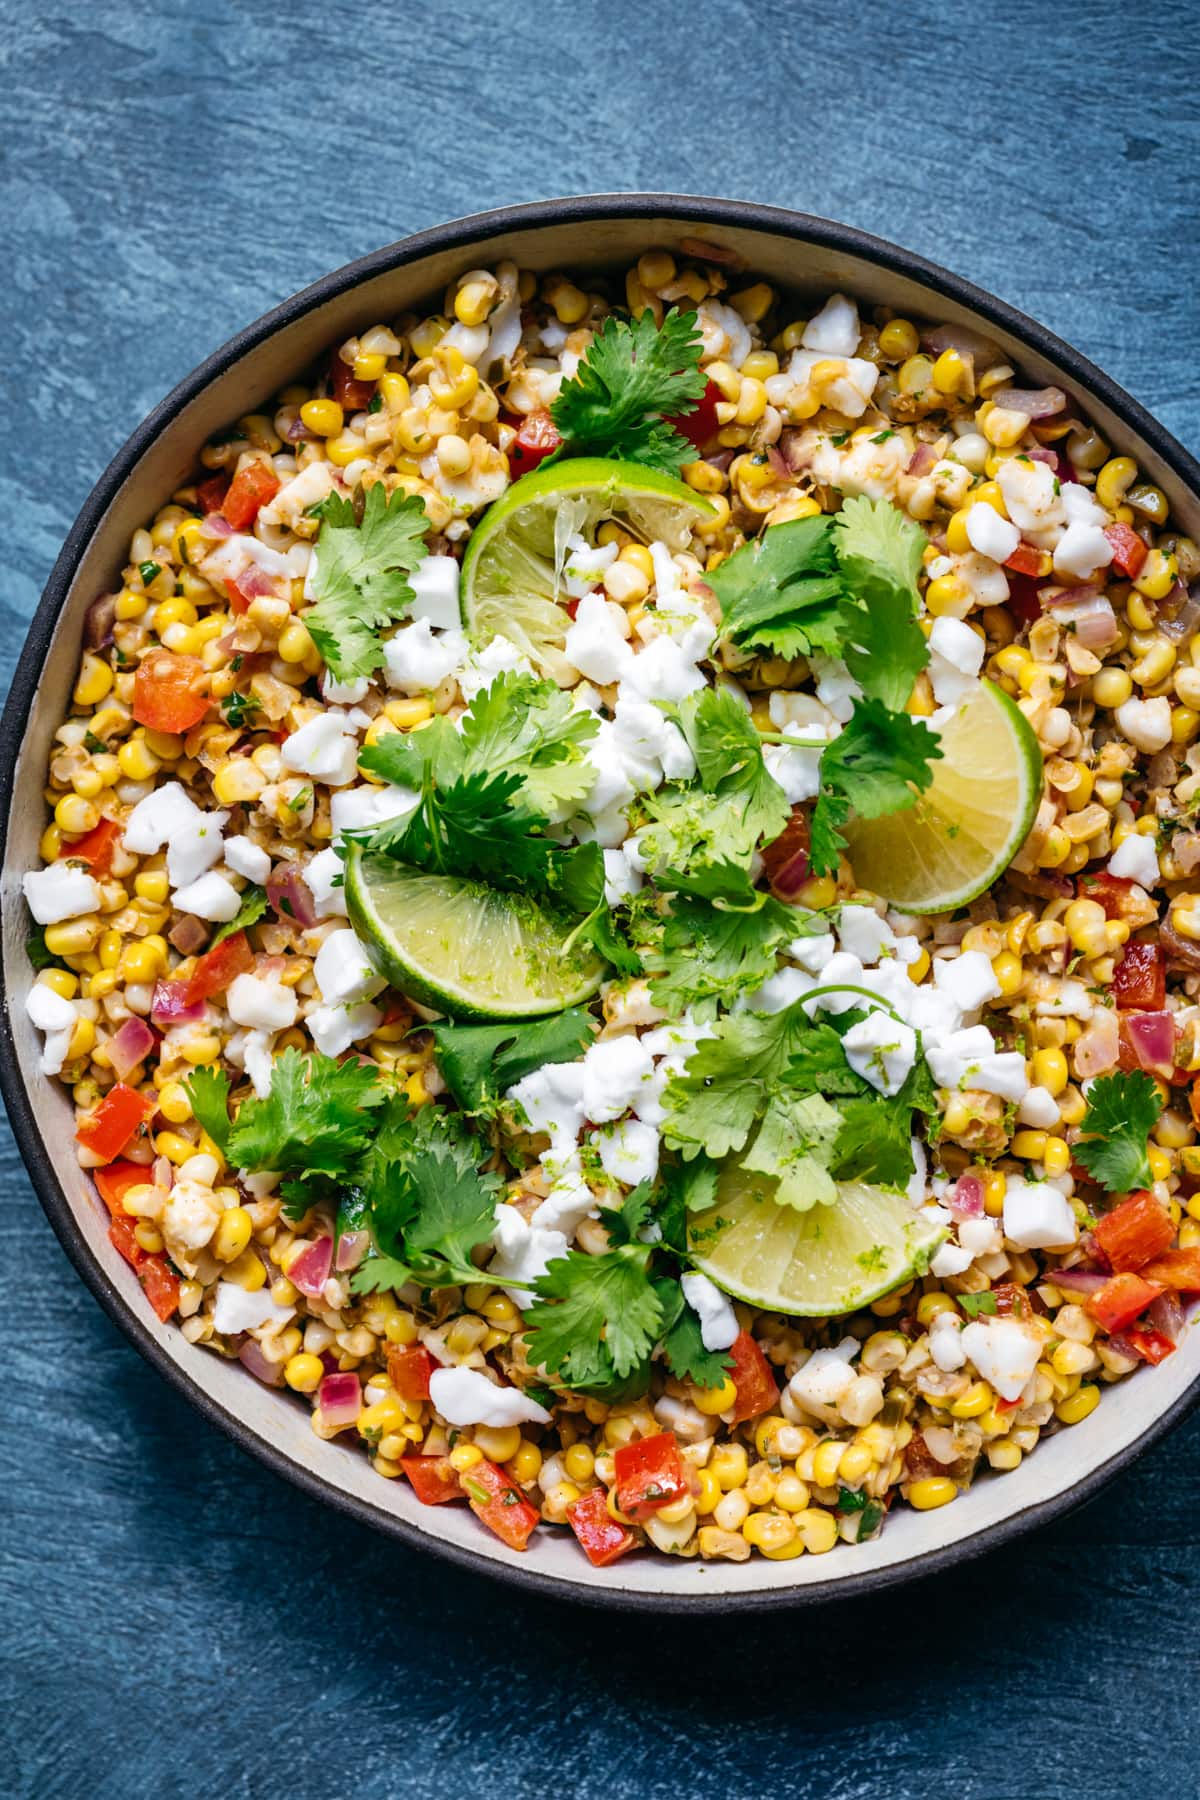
[
  {"x1": 689, "y1": 1162, "x2": 947, "y2": 1318},
  {"x1": 842, "y1": 679, "x2": 1042, "y2": 914},
  {"x1": 460, "y1": 456, "x2": 714, "y2": 678},
  {"x1": 344, "y1": 843, "x2": 605, "y2": 1020}
]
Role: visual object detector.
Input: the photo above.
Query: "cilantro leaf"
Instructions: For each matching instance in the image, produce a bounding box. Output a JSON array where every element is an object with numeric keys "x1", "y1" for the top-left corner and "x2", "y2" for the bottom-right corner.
[
  {"x1": 638, "y1": 687, "x2": 790, "y2": 885},
  {"x1": 785, "y1": 1019, "x2": 871, "y2": 1096},
  {"x1": 741, "y1": 1091, "x2": 843, "y2": 1210},
  {"x1": 646, "y1": 892, "x2": 802, "y2": 1011},
  {"x1": 657, "y1": 1156, "x2": 720, "y2": 1255},
  {"x1": 456, "y1": 672, "x2": 599, "y2": 816},
  {"x1": 809, "y1": 698, "x2": 943, "y2": 876},
  {"x1": 708, "y1": 515, "x2": 845, "y2": 659},
  {"x1": 663, "y1": 1005, "x2": 815, "y2": 1161},
  {"x1": 958, "y1": 1291, "x2": 999, "y2": 1319},
  {"x1": 304, "y1": 483, "x2": 430, "y2": 681},
  {"x1": 430, "y1": 1008, "x2": 596, "y2": 1115},
  {"x1": 550, "y1": 308, "x2": 706, "y2": 474},
  {"x1": 350, "y1": 1255, "x2": 415, "y2": 1296},
  {"x1": 525, "y1": 1238, "x2": 663, "y2": 1392},
  {"x1": 209, "y1": 884, "x2": 267, "y2": 949},
  {"x1": 366, "y1": 1108, "x2": 500, "y2": 1287},
  {"x1": 1074, "y1": 1070, "x2": 1163, "y2": 1192},
  {"x1": 833, "y1": 496, "x2": 929, "y2": 711},
  {"x1": 188, "y1": 1048, "x2": 386, "y2": 1177},
  {"x1": 185, "y1": 1065, "x2": 232, "y2": 1153},
  {"x1": 660, "y1": 1291, "x2": 734, "y2": 1388}
]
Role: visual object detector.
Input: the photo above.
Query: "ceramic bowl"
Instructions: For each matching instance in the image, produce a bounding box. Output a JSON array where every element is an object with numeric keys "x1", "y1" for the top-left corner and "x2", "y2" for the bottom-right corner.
[{"x1": 3, "y1": 195, "x2": 1198, "y2": 1609}]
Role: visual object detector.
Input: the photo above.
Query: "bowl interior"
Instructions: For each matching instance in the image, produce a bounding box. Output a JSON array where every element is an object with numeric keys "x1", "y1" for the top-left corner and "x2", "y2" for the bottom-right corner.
[{"x1": 4, "y1": 199, "x2": 1198, "y2": 1607}]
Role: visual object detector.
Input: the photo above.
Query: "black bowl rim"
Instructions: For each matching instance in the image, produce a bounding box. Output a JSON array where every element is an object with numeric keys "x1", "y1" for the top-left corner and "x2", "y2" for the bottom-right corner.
[{"x1": 3, "y1": 192, "x2": 1198, "y2": 1613}]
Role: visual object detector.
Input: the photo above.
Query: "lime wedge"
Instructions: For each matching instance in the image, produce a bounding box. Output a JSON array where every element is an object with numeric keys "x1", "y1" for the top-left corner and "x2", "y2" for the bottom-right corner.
[
  {"x1": 343, "y1": 843, "x2": 605, "y2": 1020},
  {"x1": 842, "y1": 679, "x2": 1042, "y2": 914},
  {"x1": 460, "y1": 456, "x2": 714, "y2": 678},
  {"x1": 689, "y1": 1162, "x2": 947, "y2": 1318}
]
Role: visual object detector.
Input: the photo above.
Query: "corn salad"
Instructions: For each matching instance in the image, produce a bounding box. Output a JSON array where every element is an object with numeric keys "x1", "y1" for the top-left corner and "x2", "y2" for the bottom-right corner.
[{"x1": 21, "y1": 244, "x2": 1200, "y2": 1570}]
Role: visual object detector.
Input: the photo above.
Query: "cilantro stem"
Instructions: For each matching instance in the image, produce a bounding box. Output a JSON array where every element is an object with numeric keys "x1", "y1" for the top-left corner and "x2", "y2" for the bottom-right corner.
[
  {"x1": 755, "y1": 730, "x2": 831, "y2": 749},
  {"x1": 795, "y1": 983, "x2": 909, "y2": 1027}
]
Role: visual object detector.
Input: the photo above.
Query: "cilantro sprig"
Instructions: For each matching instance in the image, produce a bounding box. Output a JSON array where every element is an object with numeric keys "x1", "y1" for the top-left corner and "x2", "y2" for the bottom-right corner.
[
  {"x1": 1074, "y1": 1070, "x2": 1163, "y2": 1193},
  {"x1": 304, "y1": 484, "x2": 430, "y2": 681},
  {"x1": 550, "y1": 308, "x2": 707, "y2": 475},
  {"x1": 430, "y1": 1009, "x2": 597, "y2": 1115},
  {"x1": 807, "y1": 699, "x2": 943, "y2": 877}
]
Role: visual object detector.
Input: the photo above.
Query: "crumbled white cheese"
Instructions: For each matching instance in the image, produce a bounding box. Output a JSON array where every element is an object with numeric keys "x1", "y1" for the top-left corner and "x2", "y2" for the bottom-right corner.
[
  {"x1": 212, "y1": 1281, "x2": 296, "y2": 1336},
  {"x1": 595, "y1": 1117, "x2": 660, "y2": 1187},
  {"x1": 680, "y1": 1272, "x2": 740, "y2": 1352},
  {"x1": 25, "y1": 981, "x2": 77, "y2": 1074},
  {"x1": 1053, "y1": 520, "x2": 1114, "y2": 582},
  {"x1": 801, "y1": 292, "x2": 861, "y2": 357},
  {"x1": 305, "y1": 846, "x2": 349, "y2": 917},
  {"x1": 227, "y1": 973, "x2": 298, "y2": 1033},
  {"x1": 306, "y1": 1000, "x2": 383, "y2": 1057},
  {"x1": 428, "y1": 1365, "x2": 552, "y2": 1428},
  {"x1": 837, "y1": 905, "x2": 898, "y2": 967},
  {"x1": 965, "y1": 502, "x2": 1020, "y2": 564},
  {"x1": 280, "y1": 711, "x2": 361, "y2": 786},
  {"x1": 932, "y1": 950, "x2": 1002, "y2": 1015},
  {"x1": 223, "y1": 834, "x2": 272, "y2": 884},
  {"x1": 171, "y1": 871, "x2": 243, "y2": 921},
  {"x1": 384, "y1": 620, "x2": 469, "y2": 694},
  {"x1": 927, "y1": 616, "x2": 985, "y2": 706},
  {"x1": 960, "y1": 1317, "x2": 1042, "y2": 1403},
  {"x1": 407, "y1": 554, "x2": 462, "y2": 630},
  {"x1": 1108, "y1": 832, "x2": 1160, "y2": 887},
  {"x1": 1003, "y1": 1176, "x2": 1078, "y2": 1249},
  {"x1": 22, "y1": 864, "x2": 101, "y2": 925},
  {"x1": 314, "y1": 928, "x2": 386, "y2": 1008},
  {"x1": 841, "y1": 1010, "x2": 918, "y2": 1096},
  {"x1": 123, "y1": 782, "x2": 229, "y2": 888}
]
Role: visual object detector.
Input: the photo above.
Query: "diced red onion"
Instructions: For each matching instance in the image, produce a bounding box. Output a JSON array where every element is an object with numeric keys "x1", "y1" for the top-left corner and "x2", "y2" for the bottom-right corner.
[
  {"x1": 151, "y1": 978, "x2": 206, "y2": 1028},
  {"x1": 906, "y1": 443, "x2": 938, "y2": 477},
  {"x1": 1127, "y1": 1011, "x2": 1177, "y2": 1075},
  {"x1": 1049, "y1": 591, "x2": 1118, "y2": 651},
  {"x1": 289, "y1": 1236, "x2": 333, "y2": 1298},
  {"x1": 766, "y1": 444, "x2": 790, "y2": 479},
  {"x1": 1102, "y1": 1332, "x2": 1143, "y2": 1362},
  {"x1": 1158, "y1": 583, "x2": 1200, "y2": 644},
  {"x1": 922, "y1": 321, "x2": 1001, "y2": 364},
  {"x1": 1025, "y1": 444, "x2": 1073, "y2": 481},
  {"x1": 107, "y1": 1015, "x2": 157, "y2": 1081},
  {"x1": 318, "y1": 1371, "x2": 361, "y2": 1426},
  {"x1": 1073, "y1": 1005, "x2": 1120, "y2": 1078},
  {"x1": 1146, "y1": 1290, "x2": 1185, "y2": 1344},
  {"x1": 769, "y1": 850, "x2": 811, "y2": 900},
  {"x1": 948, "y1": 1175, "x2": 984, "y2": 1220},
  {"x1": 1050, "y1": 1268, "x2": 1109, "y2": 1296},
  {"x1": 267, "y1": 863, "x2": 317, "y2": 929},
  {"x1": 200, "y1": 511, "x2": 234, "y2": 539},
  {"x1": 239, "y1": 1340, "x2": 283, "y2": 1385},
  {"x1": 991, "y1": 386, "x2": 1067, "y2": 420},
  {"x1": 285, "y1": 417, "x2": 316, "y2": 443},
  {"x1": 335, "y1": 1230, "x2": 370, "y2": 1272},
  {"x1": 168, "y1": 915, "x2": 209, "y2": 956},
  {"x1": 84, "y1": 594, "x2": 117, "y2": 649},
  {"x1": 779, "y1": 430, "x2": 813, "y2": 474}
]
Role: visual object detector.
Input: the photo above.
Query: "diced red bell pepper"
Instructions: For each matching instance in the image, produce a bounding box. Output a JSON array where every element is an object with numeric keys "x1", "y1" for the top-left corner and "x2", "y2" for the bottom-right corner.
[
  {"x1": 1079, "y1": 872, "x2": 1138, "y2": 920},
  {"x1": 184, "y1": 931, "x2": 255, "y2": 1005},
  {"x1": 94, "y1": 1160, "x2": 151, "y2": 1217},
  {"x1": 76, "y1": 1083, "x2": 152, "y2": 1164},
  {"x1": 1112, "y1": 940, "x2": 1165, "y2": 1010},
  {"x1": 728, "y1": 1329, "x2": 779, "y2": 1423},
  {"x1": 1003, "y1": 541, "x2": 1047, "y2": 578},
  {"x1": 613, "y1": 1431, "x2": 688, "y2": 1521},
  {"x1": 132, "y1": 648, "x2": 211, "y2": 734},
  {"x1": 67, "y1": 815, "x2": 120, "y2": 874},
  {"x1": 1085, "y1": 1271, "x2": 1165, "y2": 1334},
  {"x1": 460, "y1": 1458, "x2": 541, "y2": 1550},
  {"x1": 1139, "y1": 1247, "x2": 1200, "y2": 1292},
  {"x1": 567, "y1": 1487, "x2": 637, "y2": 1567},
  {"x1": 1104, "y1": 521, "x2": 1148, "y2": 579},
  {"x1": 221, "y1": 460, "x2": 281, "y2": 531},
  {"x1": 386, "y1": 1343, "x2": 436, "y2": 1402},
  {"x1": 1093, "y1": 1189, "x2": 1175, "y2": 1272},
  {"x1": 196, "y1": 473, "x2": 231, "y2": 515},
  {"x1": 991, "y1": 1281, "x2": 1032, "y2": 1319},
  {"x1": 507, "y1": 409, "x2": 562, "y2": 473},
  {"x1": 331, "y1": 354, "x2": 376, "y2": 413},
  {"x1": 666, "y1": 377, "x2": 722, "y2": 451},
  {"x1": 140, "y1": 1254, "x2": 181, "y2": 1322},
  {"x1": 400, "y1": 1455, "x2": 464, "y2": 1505},
  {"x1": 108, "y1": 1210, "x2": 145, "y2": 1269},
  {"x1": 1123, "y1": 1326, "x2": 1176, "y2": 1365}
]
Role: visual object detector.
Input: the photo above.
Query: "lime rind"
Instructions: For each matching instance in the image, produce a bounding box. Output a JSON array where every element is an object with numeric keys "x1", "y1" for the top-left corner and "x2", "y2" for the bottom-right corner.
[
  {"x1": 344, "y1": 844, "x2": 606, "y2": 1021},
  {"x1": 842, "y1": 678, "x2": 1043, "y2": 914}
]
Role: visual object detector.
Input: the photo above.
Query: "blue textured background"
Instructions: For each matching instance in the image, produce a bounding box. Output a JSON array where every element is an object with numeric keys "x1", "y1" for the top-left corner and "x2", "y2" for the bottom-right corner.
[{"x1": 3, "y1": 3, "x2": 1198, "y2": 1795}]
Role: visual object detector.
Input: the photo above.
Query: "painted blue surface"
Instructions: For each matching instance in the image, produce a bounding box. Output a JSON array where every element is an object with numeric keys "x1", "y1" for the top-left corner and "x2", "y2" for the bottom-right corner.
[{"x1": 2, "y1": 1, "x2": 1198, "y2": 1794}]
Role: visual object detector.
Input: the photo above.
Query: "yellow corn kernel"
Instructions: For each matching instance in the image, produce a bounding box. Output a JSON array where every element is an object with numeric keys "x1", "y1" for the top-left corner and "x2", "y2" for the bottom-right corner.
[
  {"x1": 794, "y1": 874, "x2": 837, "y2": 910},
  {"x1": 117, "y1": 737, "x2": 161, "y2": 782},
  {"x1": 942, "y1": 1096, "x2": 974, "y2": 1138},
  {"x1": 67, "y1": 1016, "x2": 96, "y2": 1060},
  {"x1": 472, "y1": 1424, "x2": 521, "y2": 1464},
  {"x1": 40, "y1": 822, "x2": 63, "y2": 861},
  {"x1": 742, "y1": 1511, "x2": 797, "y2": 1554},
  {"x1": 1038, "y1": 1137, "x2": 1070, "y2": 1179},
  {"x1": 119, "y1": 941, "x2": 163, "y2": 985},
  {"x1": 453, "y1": 279, "x2": 495, "y2": 327},
  {"x1": 991, "y1": 950, "x2": 1024, "y2": 997},
  {"x1": 694, "y1": 494, "x2": 731, "y2": 538},
  {"x1": 155, "y1": 1082, "x2": 191, "y2": 1126},
  {"x1": 275, "y1": 622, "x2": 312, "y2": 665},
  {"x1": 1031, "y1": 1046, "x2": 1069, "y2": 1096},
  {"x1": 793, "y1": 1507, "x2": 839, "y2": 1553},
  {"x1": 981, "y1": 1170, "x2": 1006, "y2": 1217},
  {"x1": 1055, "y1": 1383, "x2": 1100, "y2": 1425},
  {"x1": 916, "y1": 1292, "x2": 958, "y2": 1325},
  {"x1": 691, "y1": 1468, "x2": 721, "y2": 1515},
  {"x1": 284, "y1": 1351, "x2": 325, "y2": 1393},
  {"x1": 693, "y1": 1375, "x2": 737, "y2": 1416},
  {"x1": 879, "y1": 318, "x2": 919, "y2": 361},
  {"x1": 1134, "y1": 549, "x2": 1178, "y2": 601},
  {"x1": 507, "y1": 1440, "x2": 543, "y2": 1485},
  {"x1": 44, "y1": 918, "x2": 101, "y2": 957},
  {"x1": 173, "y1": 519, "x2": 206, "y2": 566},
  {"x1": 114, "y1": 588, "x2": 148, "y2": 621},
  {"x1": 213, "y1": 1206, "x2": 253, "y2": 1263},
  {"x1": 931, "y1": 347, "x2": 969, "y2": 396},
  {"x1": 562, "y1": 1443, "x2": 595, "y2": 1483},
  {"x1": 1095, "y1": 455, "x2": 1137, "y2": 512},
  {"x1": 74, "y1": 653, "x2": 115, "y2": 708},
  {"x1": 323, "y1": 432, "x2": 365, "y2": 468},
  {"x1": 38, "y1": 968, "x2": 78, "y2": 1001},
  {"x1": 1146, "y1": 1143, "x2": 1171, "y2": 1183},
  {"x1": 898, "y1": 353, "x2": 933, "y2": 395},
  {"x1": 712, "y1": 1443, "x2": 750, "y2": 1489},
  {"x1": 223, "y1": 1248, "x2": 266, "y2": 1291},
  {"x1": 811, "y1": 1439, "x2": 845, "y2": 1488},
  {"x1": 352, "y1": 350, "x2": 387, "y2": 383},
  {"x1": 384, "y1": 696, "x2": 434, "y2": 731},
  {"x1": 300, "y1": 397, "x2": 344, "y2": 437},
  {"x1": 445, "y1": 1442, "x2": 481, "y2": 1473},
  {"x1": 482, "y1": 1292, "x2": 519, "y2": 1328},
  {"x1": 908, "y1": 1476, "x2": 958, "y2": 1511},
  {"x1": 54, "y1": 794, "x2": 99, "y2": 835},
  {"x1": 950, "y1": 1381, "x2": 994, "y2": 1419},
  {"x1": 925, "y1": 573, "x2": 968, "y2": 617},
  {"x1": 838, "y1": 1442, "x2": 874, "y2": 1484}
]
